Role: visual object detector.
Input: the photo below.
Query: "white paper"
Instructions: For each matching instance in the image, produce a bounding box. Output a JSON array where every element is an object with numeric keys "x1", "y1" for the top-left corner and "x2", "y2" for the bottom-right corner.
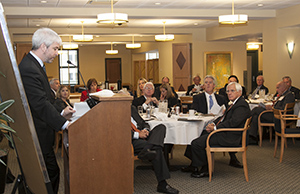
[
  {"x1": 71, "y1": 102, "x2": 90, "y2": 123},
  {"x1": 210, "y1": 104, "x2": 225, "y2": 116},
  {"x1": 89, "y1": 89, "x2": 114, "y2": 97}
]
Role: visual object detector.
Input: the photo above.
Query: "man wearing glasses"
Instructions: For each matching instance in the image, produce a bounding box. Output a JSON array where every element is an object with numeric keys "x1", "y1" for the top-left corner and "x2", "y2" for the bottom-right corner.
[
  {"x1": 183, "y1": 82, "x2": 250, "y2": 178},
  {"x1": 132, "y1": 82, "x2": 159, "y2": 111}
]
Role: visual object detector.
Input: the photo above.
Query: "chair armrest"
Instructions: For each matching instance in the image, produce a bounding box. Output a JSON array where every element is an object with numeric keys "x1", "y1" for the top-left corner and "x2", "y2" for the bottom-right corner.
[
  {"x1": 282, "y1": 114, "x2": 298, "y2": 118},
  {"x1": 258, "y1": 109, "x2": 273, "y2": 120},
  {"x1": 206, "y1": 128, "x2": 244, "y2": 148}
]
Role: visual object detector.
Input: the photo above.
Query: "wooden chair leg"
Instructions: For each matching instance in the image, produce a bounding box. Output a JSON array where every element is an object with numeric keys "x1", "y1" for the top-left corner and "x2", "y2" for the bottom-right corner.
[
  {"x1": 61, "y1": 132, "x2": 64, "y2": 157},
  {"x1": 279, "y1": 137, "x2": 285, "y2": 163},
  {"x1": 242, "y1": 151, "x2": 249, "y2": 182},
  {"x1": 258, "y1": 124, "x2": 263, "y2": 147},
  {"x1": 274, "y1": 134, "x2": 278, "y2": 157},
  {"x1": 55, "y1": 132, "x2": 59, "y2": 154},
  {"x1": 269, "y1": 126, "x2": 273, "y2": 143},
  {"x1": 206, "y1": 150, "x2": 213, "y2": 182}
]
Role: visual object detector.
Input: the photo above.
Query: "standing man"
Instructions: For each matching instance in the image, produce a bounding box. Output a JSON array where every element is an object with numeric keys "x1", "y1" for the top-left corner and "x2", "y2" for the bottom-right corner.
[
  {"x1": 186, "y1": 75, "x2": 204, "y2": 96},
  {"x1": 182, "y1": 82, "x2": 250, "y2": 177},
  {"x1": 250, "y1": 75, "x2": 269, "y2": 98},
  {"x1": 191, "y1": 75, "x2": 225, "y2": 114},
  {"x1": 18, "y1": 28, "x2": 75, "y2": 193},
  {"x1": 248, "y1": 81, "x2": 295, "y2": 144},
  {"x1": 49, "y1": 78, "x2": 60, "y2": 96}
]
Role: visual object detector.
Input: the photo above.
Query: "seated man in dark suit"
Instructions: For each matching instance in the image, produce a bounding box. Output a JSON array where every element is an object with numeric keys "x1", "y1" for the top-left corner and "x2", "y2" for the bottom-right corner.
[
  {"x1": 132, "y1": 82, "x2": 159, "y2": 111},
  {"x1": 191, "y1": 75, "x2": 225, "y2": 114},
  {"x1": 182, "y1": 82, "x2": 251, "y2": 177},
  {"x1": 182, "y1": 75, "x2": 226, "y2": 169},
  {"x1": 274, "y1": 76, "x2": 300, "y2": 100},
  {"x1": 131, "y1": 106, "x2": 179, "y2": 194},
  {"x1": 219, "y1": 75, "x2": 247, "y2": 103},
  {"x1": 154, "y1": 77, "x2": 178, "y2": 100},
  {"x1": 248, "y1": 81, "x2": 295, "y2": 144},
  {"x1": 250, "y1": 75, "x2": 269, "y2": 99},
  {"x1": 186, "y1": 75, "x2": 204, "y2": 96}
]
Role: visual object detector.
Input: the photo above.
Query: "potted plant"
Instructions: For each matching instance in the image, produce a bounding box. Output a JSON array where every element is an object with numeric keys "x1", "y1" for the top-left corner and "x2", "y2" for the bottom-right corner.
[{"x1": 0, "y1": 99, "x2": 16, "y2": 193}]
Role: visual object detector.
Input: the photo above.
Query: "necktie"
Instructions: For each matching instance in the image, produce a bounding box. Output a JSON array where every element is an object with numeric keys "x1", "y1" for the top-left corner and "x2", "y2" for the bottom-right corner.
[
  {"x1": 42, "y1": 65, "x2": 46, "y2": 73},
  {"x1": 209, "y1": 95, "x2": 214, "y2": 109},
  {"x1": 131, "y1": 122, "x2": 141, "y2": 133},
  {"x1": 216, "y1": 104, "x2": 233, "y2": 126}
]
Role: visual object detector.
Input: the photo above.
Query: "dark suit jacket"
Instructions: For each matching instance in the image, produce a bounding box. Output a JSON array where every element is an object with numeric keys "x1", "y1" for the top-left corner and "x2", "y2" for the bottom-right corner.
[
  {"x1": 186, "y1": 84, "x2": 203, "y2": 96},
  {"x1": 219, "y1": 84, "x2": 247, "y2": 103},
  {"x1": 251, "y1": 84, "x2": 269, "y2": 95},
  {"x1": 131, "y1": 105, "x2": 150, "y2": 132},
  {"x1": 132, "y1": 96, "x2": 146, "y2": 109},
  {"x1": 158, "y1": 96, "x2": 179, "y2": 108},
  {"x1": 53, "y1": 98, "x2": 73, "y2": 113},
  {"x1": 274, "y1": 90, "x2": 295, "y2": 111},
  {"x1": 191, "y1": 93, "x2": 225, "y2": 114},
  {"x1": 213, "y1": 97, "x2": 251, "y2": 146},
  {"x1": 18, "y1": 53, "x2": 67, "y2": 154},
  {"x1": 290, "y1": 86, "x2": 300, "y2": 99}
]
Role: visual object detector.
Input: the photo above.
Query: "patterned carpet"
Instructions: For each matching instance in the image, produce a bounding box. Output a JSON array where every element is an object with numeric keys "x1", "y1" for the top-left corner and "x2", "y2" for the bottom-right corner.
[{"x1": 2, "y1": 138, "x2": 300, "y2": 194}]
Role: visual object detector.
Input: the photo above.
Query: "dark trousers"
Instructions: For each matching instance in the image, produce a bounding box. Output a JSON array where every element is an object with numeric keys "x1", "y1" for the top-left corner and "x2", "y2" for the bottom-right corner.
[
  {"x1": 43, "y1": 150, "x2": 60, "y2": 194},
  {"x1": 132, "y1": 124, "x2": 170, "y2": 182},
  {"x1": 190, "y1": 131, "x2": 237, "y2": 168},
  {"x1": 249, "y1": 106, "x2": 274, "y2": 137}
]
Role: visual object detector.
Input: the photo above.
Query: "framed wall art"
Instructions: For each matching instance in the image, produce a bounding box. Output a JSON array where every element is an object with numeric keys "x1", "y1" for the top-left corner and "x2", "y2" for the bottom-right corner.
[{"x1": 204, "y1": 52, "x2": 232, "y2": 89}]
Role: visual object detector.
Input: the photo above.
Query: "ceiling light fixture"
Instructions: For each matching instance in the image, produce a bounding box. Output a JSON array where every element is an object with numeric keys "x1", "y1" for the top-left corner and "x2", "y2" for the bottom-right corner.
[
  {"x1": 155, "y1": 21, "x2": 174, "y2": 41},
  {"x1": 63, "y1": 36, "x2": 79, "y2": 49},
  {"x1": 218, "y1": 0, "x2": 248, "y2": 25},
  {"x1": 73, "y1": 21, "x2": 93, "y2": 42},
  {"x1": 97, "y1": 0, "x2": 128, "y2": 24},
  {"x1": 106, "y1": 42, "x2": 118, "y2": 55},
  {"x1": 246, "y1": 42, "x2": 262, "y2": 50},
  {"x1": 126, "y1": 36, "x2": 141, "y2": 49}
]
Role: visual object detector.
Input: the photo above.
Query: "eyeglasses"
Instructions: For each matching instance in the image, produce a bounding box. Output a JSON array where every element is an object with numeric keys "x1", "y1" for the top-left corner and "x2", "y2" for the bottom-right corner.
[
  {"x1": 226, "y1": 89, "x2": 237, "y2": 93},
  {"x1": 144, "y1": 87, "x2": 153, "y2": 90}
]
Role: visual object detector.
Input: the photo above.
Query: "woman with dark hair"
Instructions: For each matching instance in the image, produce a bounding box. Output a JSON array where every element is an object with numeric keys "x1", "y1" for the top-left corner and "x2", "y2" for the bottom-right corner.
[
  {"x1": 54, "y1": 85, "x2": 73, "y2": 113},
  {"x1": 219, "y1": 75, "x2": 247, "y2": 102},
  {"x1": 80, "y1": 78, "x2": 101, "y2": 102},
  {"x1": 159, "y1": 83, "x2": 179, "y2": 108}
]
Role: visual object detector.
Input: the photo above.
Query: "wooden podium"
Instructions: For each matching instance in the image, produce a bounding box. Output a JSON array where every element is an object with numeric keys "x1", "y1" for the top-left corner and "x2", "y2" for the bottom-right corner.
[{"x1": 64, "y1": 94, "x2": 133, "y2": 194}]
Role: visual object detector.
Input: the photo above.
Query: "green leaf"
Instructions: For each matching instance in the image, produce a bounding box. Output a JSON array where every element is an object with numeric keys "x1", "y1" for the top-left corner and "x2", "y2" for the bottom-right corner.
[
  {"x1": 0, "y1": 123, "x2": 16, "y2": 133},
  {"x1": 0, "y1": 71, "x2": 6, "y2": 78},
  {"x1": 0, "y1": 113, "x2": 14, "y2": 123},
  {"x1": 3, "y1": 133, "x2": 14, "y2": 148},
  {"x1": 0, "y1": 100, "x2": 14, "y2": 114}
]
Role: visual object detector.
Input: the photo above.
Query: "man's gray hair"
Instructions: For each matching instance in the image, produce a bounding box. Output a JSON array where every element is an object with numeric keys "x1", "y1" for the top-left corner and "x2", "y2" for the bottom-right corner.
[
  {"x1": 32, "y1": 28, "x2": 62, "y2": 50},
  {"x1": 227, "y1": 82, "x2": 242, "y2": 92},
  {"x1": 204, "y1": 75, "x2": 216, "y2": 85},
  {"x1": 49, "y1": 78, "x2": 59, "y2": 85},
  {"x1": 143, "y1": 82, "x2": 154, "y2": 89},
  {"x1": 282, "y1": 76, "x2": 291, "y2": 82}
]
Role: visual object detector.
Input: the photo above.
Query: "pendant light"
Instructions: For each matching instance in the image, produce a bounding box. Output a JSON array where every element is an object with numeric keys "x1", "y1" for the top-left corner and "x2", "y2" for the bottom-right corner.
[
  {"x1": 155, "y1": 21, "x2": 174, "y2": 41},
  {"x1": 126, "y1": 36, "x2": 141, "y2": 49},
  {"x1": 218, "y1": 0, "x2": 248, "y2": 25},
  {"x1": 63, "y1": 36, "x2": 78, "y2": 49},
  {"x1": 106, "y1": 42, "x2": 118, "y2": 55},
  {"x1": 97, "y1": 0, "x2": 128, "y2": 24},
  {"x1": 73, "y1": 21, "x2": 93, "y2": 42}
]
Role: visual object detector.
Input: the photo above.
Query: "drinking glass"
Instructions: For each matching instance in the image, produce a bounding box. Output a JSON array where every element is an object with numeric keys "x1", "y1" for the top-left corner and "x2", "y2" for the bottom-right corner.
[
  {"x1": 137, "y1": 106, "x2": 143, "y2": 116},
  {"x1": 182, "y1": 105, "x2": 188, "y2": 114}
]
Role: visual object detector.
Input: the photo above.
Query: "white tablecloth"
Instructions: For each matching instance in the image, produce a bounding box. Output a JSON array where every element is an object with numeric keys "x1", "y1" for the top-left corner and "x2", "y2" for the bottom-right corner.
[{"x1": 147, "y1": 115, "x2": 215, "y2": 145}]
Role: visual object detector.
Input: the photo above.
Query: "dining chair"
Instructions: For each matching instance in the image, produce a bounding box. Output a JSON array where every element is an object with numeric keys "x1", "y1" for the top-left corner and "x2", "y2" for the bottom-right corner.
[
  {"x1": 55, "y1": 131, "x2": 63, "y2": 157},
  {"x1": 206, "y1": 117, "x2": 252, "y2": 182},
  {"x1": 179, "y1": 96, "x2": 193, "y2": 112},
  {"x1": 273, "y1": 108, "x2": 300, "y2": 163},
  {"x1": 258, "y1": 102, "x2": 295, "y2": 147}
]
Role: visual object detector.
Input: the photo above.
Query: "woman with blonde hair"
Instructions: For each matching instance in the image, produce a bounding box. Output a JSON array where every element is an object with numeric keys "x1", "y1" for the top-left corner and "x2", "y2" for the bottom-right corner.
[
  {"x1": 135, "y1": 77, "x2": 147, "y2": 98},
  {"x1": 54, "y1": 85, "x2": 73, "y2": 113}
]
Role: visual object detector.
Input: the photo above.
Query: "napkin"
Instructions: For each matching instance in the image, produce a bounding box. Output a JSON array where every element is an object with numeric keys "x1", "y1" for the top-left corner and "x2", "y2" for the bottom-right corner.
[
  {"x1": 90, "y1": 89, "x2": 114, "y2": 97},
  {"x1": 153, "y1": 112, "x2": 169, "y2": 121}
]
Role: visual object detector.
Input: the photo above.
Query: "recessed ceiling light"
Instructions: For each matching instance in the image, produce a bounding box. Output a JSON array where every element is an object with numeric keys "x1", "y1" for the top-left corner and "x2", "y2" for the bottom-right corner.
[
  {"x1": 155, "y1": 2, "x2": 161, "y2": 5},
  {"x1": 257, "y1": 3, "x2": 263, "y2": 7},
  {"x1": 36, "y1": 24, "x2": 40, "y2": 27},
  {"x1": 194, "y1": 23, "x2": 198, "y2": 26},
  {"x1": 41, "y1": 1, "x2": 47, "y2": 3}
]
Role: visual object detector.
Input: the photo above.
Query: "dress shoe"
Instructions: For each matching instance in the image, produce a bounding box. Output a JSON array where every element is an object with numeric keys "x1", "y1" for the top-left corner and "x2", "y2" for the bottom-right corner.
[
  {"x1": 137, "y1": 149, "x2": 157, "y2": 161},
  {"x1": 181, "y1": 165, "x2": 198, "y2": 173},
  {"x1": 191, "y1": 171, "x2": 209, "y2": 178},
  {"x1": 157, "y1": 184, "x2": 179, "y2": 194},
  {"x1": 229, "y1": 159, "x2": 243, "y2": 168}
]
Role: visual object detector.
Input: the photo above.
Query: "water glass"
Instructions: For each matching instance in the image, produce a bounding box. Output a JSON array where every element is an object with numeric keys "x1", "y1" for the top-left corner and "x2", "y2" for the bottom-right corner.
[{"x1": 137, "y1": 106, "x2": 143, "y2": 116}]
